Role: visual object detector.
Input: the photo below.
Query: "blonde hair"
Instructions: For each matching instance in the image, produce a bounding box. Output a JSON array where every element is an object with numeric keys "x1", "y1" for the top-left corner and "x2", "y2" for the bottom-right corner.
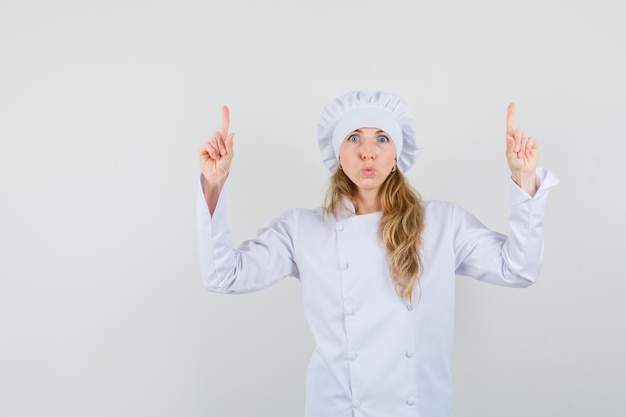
[{"x1": 324, "y1": 168, "x2": 425, "y2": 303}]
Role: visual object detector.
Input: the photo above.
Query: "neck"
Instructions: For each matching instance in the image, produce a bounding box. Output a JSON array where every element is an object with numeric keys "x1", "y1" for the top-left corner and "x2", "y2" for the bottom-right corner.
[{"x1": 354, "y1": 189, "x2": 381, "y2": 214}]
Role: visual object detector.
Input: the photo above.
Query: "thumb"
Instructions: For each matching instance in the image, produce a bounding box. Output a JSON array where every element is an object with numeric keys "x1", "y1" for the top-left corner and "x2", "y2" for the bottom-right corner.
[{"x1": 505, "y1": 135, "x2": 516, "y2": 158}]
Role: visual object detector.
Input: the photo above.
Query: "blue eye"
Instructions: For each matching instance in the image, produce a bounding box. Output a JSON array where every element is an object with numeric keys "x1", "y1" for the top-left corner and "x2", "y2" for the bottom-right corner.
[
  {"x1": 378, "y1": 135, "x2": 390, "y2": 143},
  {"x1": 348, "y1": 135, "x2": 359, "y2": 143}
]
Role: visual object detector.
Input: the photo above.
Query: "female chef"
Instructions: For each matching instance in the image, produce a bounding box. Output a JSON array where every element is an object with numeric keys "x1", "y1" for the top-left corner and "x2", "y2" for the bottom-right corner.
[{"x1": 196, "y1": 91, "x2": 559, "y2": 417}]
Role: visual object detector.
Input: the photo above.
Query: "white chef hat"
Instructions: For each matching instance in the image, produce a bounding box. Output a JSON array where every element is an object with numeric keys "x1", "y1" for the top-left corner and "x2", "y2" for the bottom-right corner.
[{"x1": 317, "y1": 91, "x2": 423, "y2": 173}]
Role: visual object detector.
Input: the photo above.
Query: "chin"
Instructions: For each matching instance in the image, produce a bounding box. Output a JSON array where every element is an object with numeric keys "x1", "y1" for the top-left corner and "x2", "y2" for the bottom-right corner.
[{"x1": 355, "y1": 181, "x2": 383, "y2": 191}]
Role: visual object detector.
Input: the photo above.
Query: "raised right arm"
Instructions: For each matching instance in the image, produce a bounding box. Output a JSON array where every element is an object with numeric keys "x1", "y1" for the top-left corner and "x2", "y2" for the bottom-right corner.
[{"x1": 196, "y1": 105, "x2": 299, "y2": 293}]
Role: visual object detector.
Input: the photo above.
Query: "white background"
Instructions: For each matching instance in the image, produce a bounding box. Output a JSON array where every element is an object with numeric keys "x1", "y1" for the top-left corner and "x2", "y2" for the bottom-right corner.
[{"x1": 1, "y1": 0, "x2": 624, "y2": 416}]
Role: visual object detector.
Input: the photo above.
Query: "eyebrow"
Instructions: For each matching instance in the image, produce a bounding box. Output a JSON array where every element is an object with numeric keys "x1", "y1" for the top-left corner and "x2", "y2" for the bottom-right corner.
[{"x1": 352, "y1": 129, "x2": 386, "y2": 134}]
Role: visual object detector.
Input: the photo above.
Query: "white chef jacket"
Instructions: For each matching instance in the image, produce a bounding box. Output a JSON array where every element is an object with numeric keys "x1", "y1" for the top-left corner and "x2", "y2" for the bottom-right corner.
[{"x1": 197, "y1": 168, "x2": 559, "y2": 417}]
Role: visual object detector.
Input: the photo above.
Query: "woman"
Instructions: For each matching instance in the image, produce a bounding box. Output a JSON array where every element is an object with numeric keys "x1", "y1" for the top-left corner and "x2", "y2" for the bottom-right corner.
[{"x1": 196, "y1": 91, "x2": 559, "y2": 417}]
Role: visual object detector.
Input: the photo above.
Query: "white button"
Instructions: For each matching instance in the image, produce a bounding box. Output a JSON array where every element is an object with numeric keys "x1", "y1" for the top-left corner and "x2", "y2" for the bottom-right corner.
[
  {"x1": 352, "y1": 399, "x2": 361, "y2": 408},
  {"x1": 339, "y1": 263, "x2": 349, "y2": 270},
  {"x1": 336, "y1": 223, "x2": 344, "y2": 231},
  {"x1": 407, "y1": 397, "x2": 416, "y2": 406},
  {"x1": 405, "y1": 350, "x2": 414, "y2": 358},
  {"x1": 406, "y1": 304, "x2": 413, "y2": 311},
  {"x1": 345, "y1": 306, "x2": 354, "y2": 316},
  {"x1": 348, "y1": 352, "x2": 357, "y2": 360}
]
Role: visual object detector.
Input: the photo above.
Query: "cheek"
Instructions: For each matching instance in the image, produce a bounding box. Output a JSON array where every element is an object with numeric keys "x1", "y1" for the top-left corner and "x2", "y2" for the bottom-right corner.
[
  {"x1": 338, "y1": 148, "x2": 355, "y2": 163},
  {"x1": 382, "y1": 148, "x2": 397, "y2": 163},
  {"x1": 338, "y1": 146, "x2": 346, "y2": 161}
]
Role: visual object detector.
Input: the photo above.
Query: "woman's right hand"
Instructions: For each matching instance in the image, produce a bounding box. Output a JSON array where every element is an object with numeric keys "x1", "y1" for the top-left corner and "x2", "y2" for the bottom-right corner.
[{"x1": 198, "y1": 105, "x2": 235, "y2": 183}]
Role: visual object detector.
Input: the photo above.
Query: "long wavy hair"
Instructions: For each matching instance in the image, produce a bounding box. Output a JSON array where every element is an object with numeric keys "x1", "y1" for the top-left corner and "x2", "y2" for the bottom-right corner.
[{"x1": 324, "y1": 168, "x2": 426, "y2": 303}]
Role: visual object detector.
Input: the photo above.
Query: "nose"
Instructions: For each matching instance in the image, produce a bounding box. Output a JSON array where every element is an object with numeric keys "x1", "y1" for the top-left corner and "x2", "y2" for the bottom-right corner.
[{"x1": 361, "y1": 139, "x2": 375, "y2": 159}]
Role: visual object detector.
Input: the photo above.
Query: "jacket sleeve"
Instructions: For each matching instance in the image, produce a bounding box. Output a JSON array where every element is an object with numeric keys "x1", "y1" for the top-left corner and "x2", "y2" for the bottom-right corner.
[
  {"x1": 197, "y1": 175, "x2": 299, "y2": 294},
  {"x1": 453, "y1": 167, "x2": 560, "y2": 287}
]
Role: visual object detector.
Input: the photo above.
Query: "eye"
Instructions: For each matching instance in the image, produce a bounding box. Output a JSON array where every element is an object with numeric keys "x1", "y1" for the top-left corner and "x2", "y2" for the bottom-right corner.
[
  {"x1": 347, "y1": 134, "x2": 359, "y2": 143},
  {"x1": 378, "y1": 135, "x2": 390, "y2": 143}
]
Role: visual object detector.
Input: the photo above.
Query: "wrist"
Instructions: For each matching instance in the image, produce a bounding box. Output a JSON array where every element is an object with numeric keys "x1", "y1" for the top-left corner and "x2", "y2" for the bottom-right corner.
[
  {"x1": 201, "y1": 173, "x2": 229, "y2": 215},
  {"x1": 511, "y1": 171, "x2": 537, "y2": 197},
  {"x1": 202, "y1": 172, "x2": 228, "y2": 186}
]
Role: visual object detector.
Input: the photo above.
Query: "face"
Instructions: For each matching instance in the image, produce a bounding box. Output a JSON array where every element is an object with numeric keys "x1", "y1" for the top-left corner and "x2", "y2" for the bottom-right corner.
[{"x1": 338, "y1": 127, "x2": 397, "y2": 193}]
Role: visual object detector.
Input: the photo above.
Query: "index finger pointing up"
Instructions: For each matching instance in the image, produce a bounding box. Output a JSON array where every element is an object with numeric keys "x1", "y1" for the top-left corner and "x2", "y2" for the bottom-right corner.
[
  {"x1": 506, "y1": 102, "x2": 515, "y2": 136},
  {"x1": 221, "y1": 105, "x2": 230, "y2": 137}
]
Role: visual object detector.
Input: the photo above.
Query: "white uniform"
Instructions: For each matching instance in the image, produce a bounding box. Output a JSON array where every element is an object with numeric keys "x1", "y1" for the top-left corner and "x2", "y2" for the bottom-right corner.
[{"x1": 197, "y1": 168, "x2": 559, "y2": 417}]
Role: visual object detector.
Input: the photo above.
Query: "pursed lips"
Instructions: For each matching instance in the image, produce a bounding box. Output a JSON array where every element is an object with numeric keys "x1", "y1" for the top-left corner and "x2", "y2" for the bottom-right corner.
[{"x1": 361, "y1": 166, "x2": 375, "y2": 176}]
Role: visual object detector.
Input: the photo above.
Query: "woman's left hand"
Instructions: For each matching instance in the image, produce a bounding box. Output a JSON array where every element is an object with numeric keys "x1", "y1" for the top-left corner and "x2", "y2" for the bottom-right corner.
[{"x1": 505, "y1": 103, "x2": 538, "y2": 196}]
